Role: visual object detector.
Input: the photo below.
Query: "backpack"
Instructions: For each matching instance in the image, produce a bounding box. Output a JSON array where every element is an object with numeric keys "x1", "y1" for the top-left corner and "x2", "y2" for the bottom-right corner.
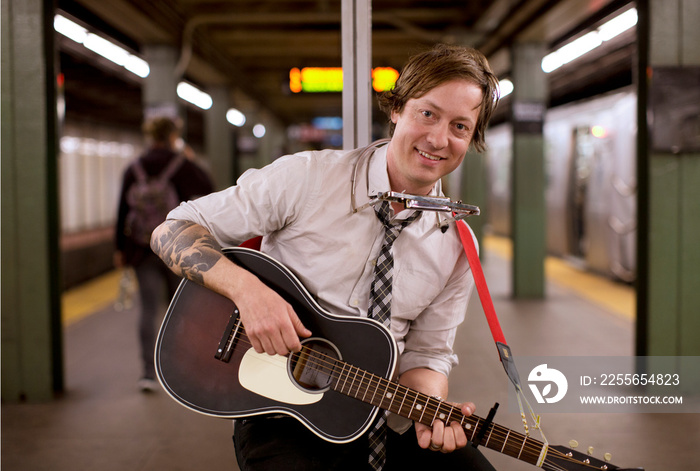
[{"x1": 124, "y1": 154, "x2": 186, "y2": 246}]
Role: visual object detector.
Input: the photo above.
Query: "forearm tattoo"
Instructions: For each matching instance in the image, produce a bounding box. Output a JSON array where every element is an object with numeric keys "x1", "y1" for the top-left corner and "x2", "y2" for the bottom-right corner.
[{"x1": 151, "y1": 220, "x2": 223, "y2": 285}]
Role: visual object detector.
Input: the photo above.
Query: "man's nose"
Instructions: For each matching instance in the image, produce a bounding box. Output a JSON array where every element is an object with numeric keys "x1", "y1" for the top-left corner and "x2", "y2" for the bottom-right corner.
[{"x1": 426, "y1": 124, "x2": 449, "y2": 149}]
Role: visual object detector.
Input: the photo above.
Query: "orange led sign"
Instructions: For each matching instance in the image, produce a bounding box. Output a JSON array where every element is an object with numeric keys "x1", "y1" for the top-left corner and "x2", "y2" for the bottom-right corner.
[
  {"x1": 372, "y1": 67, "x2": 400, "y2": 92},
  {"x1": 289, "y1": 67, "x2": 399, "y2": 93}
]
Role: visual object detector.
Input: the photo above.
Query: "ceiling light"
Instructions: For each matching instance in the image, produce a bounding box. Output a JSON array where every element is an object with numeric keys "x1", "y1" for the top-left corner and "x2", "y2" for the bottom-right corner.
[
  {"x1": 498, "y1": 79, "x2": 514, "y2": 98},
  {"x1": 253, "y1": 124, "x2": 266, "y2": 138},
  {"x1": 54, "y1": 14, "x2": 150, "y2": 79},
  {"x1": 177, "y1": 82, "x2": 213, "y2": 110},
  {"x1": 83, "y1": 33, "x2": 130, "y2": 66},
  {"x1": 598, "y1": 8, "x2": 638, "y2": 41},
  {"x1": 53, "y1": 15, "x2": 87, "y2": 43},
  {"x1": 541, "y1": 8, "x2": 637, "y2": 74},
  {"x1": 226, "y1": 108, "x2": 246, "y2": 127},
  {"x1": 124, "y1": 56, "x2": 150, "y2": 78},
  {"x1": 542, "y1": 31, "x2": 602, "y2": 73}
]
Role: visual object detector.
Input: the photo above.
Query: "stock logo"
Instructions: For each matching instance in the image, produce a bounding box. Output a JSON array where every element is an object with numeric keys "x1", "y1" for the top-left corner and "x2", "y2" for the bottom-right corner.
[{"x1": 528, "y1": 364, "x2": 568, "y2": 404}]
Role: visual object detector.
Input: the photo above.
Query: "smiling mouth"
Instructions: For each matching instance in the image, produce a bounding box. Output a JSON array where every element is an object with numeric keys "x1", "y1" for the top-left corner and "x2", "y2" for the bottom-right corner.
[{"x1": 417, "y1": 149, "x2": 444, "y2": 161}]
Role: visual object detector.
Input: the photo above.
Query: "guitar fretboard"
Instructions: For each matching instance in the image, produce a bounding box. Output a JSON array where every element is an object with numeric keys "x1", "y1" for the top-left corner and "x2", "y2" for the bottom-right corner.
[{"x1": 328, "y1": 356, "x2": 545, "y2": 466}]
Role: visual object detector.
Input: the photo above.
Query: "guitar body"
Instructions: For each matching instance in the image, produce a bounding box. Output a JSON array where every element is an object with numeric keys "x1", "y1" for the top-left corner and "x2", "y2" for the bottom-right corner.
[{"x1": 155, "y1": 247, "x2": 397, "y2": 443}]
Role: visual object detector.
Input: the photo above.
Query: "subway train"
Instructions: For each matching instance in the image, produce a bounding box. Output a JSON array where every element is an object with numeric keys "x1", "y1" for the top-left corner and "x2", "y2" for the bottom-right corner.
[{"x1": 483, "y1": 88, "x2": 637, "y2": 282}]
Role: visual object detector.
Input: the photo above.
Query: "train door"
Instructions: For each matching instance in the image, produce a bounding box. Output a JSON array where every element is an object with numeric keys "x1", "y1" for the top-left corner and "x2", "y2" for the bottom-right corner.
[{"x1": 567, "y1": 126, "x2": 595, "y2": 259}]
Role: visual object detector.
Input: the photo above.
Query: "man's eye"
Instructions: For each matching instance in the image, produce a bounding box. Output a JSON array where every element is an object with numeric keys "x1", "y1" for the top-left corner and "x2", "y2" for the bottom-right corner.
[{"x1": 421, "y1": 110, "x2": 433, "y2": 118}]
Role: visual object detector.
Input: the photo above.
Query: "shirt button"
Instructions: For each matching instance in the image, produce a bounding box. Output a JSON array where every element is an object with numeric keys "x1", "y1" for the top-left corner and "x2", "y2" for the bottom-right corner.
[
  {"x1": 351, "y1": 299, "x2": 359, "y2": 307},
  {"x1": 371, "y1": 259, "x2": 377, "y2": 266}
]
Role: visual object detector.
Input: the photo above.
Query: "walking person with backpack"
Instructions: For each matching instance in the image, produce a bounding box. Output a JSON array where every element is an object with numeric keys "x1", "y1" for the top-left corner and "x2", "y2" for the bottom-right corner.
[{"x1": 115, "y1": 116, "x2": 214, "y2": 392}]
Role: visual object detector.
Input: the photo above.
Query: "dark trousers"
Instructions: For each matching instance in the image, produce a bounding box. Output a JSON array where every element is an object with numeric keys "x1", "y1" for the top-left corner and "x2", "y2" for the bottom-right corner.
[
  {"x1": 133, "y1": 253, "x2": 180, "y2": 379},
  {"x1": 233, "y1": 416, "x2": 496, "y2": 471}
]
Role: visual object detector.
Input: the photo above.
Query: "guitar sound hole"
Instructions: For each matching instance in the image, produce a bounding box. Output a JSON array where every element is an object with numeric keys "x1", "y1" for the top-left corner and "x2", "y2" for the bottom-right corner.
[{"x1": 288, "y1": 338, "x2": 341, "y2": 393}]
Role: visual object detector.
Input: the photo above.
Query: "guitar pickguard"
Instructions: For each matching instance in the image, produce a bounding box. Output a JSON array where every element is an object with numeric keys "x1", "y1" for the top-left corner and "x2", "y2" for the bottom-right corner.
[{"x1": 239, "y1": 349, "x2": 323, "y2": 405}]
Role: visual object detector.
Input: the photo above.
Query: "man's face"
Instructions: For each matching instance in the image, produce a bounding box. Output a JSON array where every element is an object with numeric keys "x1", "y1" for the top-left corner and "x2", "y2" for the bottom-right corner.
[{"x1": 386, "y1": 79, "x2": 482, "y2": 195}]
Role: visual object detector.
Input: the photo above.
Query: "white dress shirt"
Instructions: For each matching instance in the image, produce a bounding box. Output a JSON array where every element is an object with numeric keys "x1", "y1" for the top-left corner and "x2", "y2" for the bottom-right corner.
[{"x1": 168, "y1": 141, "x2": 476, "y2": 378}]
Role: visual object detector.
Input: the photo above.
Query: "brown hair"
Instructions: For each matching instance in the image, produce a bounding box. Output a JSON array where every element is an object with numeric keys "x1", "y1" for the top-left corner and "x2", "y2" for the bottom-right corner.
[
  {"x1": 142, "y1": 116, "x2": 180, "y2": 145},
  {"x1": 377, "y1": 44, "x2": 499, "y2": 153}
]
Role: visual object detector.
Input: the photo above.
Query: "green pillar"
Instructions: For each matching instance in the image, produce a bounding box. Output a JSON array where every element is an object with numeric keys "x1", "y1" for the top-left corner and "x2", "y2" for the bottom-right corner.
[
  {"x1": 142, "y1": 44, "x2": 179, "y2": 119},
  {"x1": 2, "y1": 0, "x2": 62, "y2": 401},
  {"x1": 206, "y1": 86, "x2": 234, "y2": 190},
  {"x1": 510, "y1": 42, "x2": 547, "y2": 298},
  {"x1": 460, "y1": 149, "x2": 487, "y2": 251},
  {"x1": 637, "y1": 0, "x2": 700, "y2": 357}
]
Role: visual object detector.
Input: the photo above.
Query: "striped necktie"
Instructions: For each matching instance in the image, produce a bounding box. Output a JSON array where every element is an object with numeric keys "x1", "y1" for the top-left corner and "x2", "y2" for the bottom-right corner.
[{"x1": 367, "y1": 201, "x2": 420, "y2": 470}]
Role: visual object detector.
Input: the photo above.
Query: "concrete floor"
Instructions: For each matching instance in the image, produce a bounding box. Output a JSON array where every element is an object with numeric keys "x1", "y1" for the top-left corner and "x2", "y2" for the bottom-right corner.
[{"x1": 2, "y1": 248, "x2": 698, "y2": 471}]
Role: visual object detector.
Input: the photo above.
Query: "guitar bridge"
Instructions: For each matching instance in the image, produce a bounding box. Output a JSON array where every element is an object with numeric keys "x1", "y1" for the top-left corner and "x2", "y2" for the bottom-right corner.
[{"x1": 215, "y1": 305, "x2": 242, "y2": 363}]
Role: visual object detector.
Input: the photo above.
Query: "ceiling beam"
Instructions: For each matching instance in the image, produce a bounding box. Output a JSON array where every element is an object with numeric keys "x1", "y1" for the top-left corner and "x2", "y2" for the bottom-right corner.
[{"x1": 71, "y1": 0, "x2": 172, "y2": 43}]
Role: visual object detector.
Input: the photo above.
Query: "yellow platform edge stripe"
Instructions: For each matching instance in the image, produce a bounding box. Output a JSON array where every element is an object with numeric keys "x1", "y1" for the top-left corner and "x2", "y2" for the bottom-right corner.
[
  {"x1": 62, "y1": 269, "x2": 124, "y2": 326},
  {"x1": 484, "y1": 236, "x2": 635, "y2": 321}
]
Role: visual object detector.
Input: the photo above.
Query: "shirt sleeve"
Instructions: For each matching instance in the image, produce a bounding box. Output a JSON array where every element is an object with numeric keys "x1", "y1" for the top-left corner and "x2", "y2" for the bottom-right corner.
[
  {"x1": 397, "y1": 229, "x2": 478, "y2": 378},
  {"x1": 167, "y1": 152, "x2": 318, "y2": 247}
]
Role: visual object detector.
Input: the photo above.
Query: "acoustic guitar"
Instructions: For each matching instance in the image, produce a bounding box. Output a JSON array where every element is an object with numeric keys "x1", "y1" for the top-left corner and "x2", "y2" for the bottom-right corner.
[{"x1": 155, "y1": 247, "x2": 643, "y2": 471}]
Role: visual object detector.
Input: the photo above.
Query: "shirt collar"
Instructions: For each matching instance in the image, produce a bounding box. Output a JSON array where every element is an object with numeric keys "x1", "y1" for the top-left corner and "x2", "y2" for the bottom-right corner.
[{"x1": 367, "y1": 143, "x2": 391, "y2": 198}]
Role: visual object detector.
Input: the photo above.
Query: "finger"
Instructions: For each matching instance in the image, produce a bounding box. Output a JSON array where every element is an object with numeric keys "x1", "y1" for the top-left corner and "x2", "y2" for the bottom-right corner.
[
  {"x1": 414, "y1": 423, "x2": 433, "y2": 449},
  {"x1": 462, "y1": 402, "x2": 475, "y2": 416},
  {"x1": 430, "y1": 419, "x2": 445, "y2": 449},
  {"x1": 259, "y1": 335, "x2": 276, "y2": 356},
  {"x1": 443, "y1": 421, "x2": 469, "y2": 452},
  {"x1": 441, "y1": 425, "x2": 456, "y2": 452},
  {"x1": 451, "y1": 421, "x2": 468, "y2": 449},
  {"x1": 249, "y1": 335, "x2": 264, "y2": 354},
  {"x1": 283, "y1": 334, "x2": 302, "y2": 354},
  {"x1": 283, "y1": 310, "x2": 309, "y2": 353},
  {"x1": 270, "y1": 329, "x2": 293, "y2": 356},
  {"x1": 244, "y1": 315, "x2": 277, "y2": 355},
  {"x1": 290, "y1": 308, "x2": 312, "y2": 338}
]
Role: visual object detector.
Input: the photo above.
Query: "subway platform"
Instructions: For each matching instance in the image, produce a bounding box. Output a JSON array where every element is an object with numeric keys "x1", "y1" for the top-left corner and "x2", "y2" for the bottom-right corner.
[{"x1": 2, "y1": 239, "x2": 697, "y2": 471}]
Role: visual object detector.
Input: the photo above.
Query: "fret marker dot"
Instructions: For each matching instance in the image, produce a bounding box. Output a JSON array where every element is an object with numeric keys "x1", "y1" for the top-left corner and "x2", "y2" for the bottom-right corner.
[
  {"x1": 386, "y1": 392, "x2": 393, "y2": 399},
  {"x1": 416, "y1": 404, "x2": 422, "y2": 410},
  {"x1": 466, "y1": 424, "x2": 472, "y2": 430},
  {"x1": 439, "y1": 413, "x2": 446, "y2": 420}
]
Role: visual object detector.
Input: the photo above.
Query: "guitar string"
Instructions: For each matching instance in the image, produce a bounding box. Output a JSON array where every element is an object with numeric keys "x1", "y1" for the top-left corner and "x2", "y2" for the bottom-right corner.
[{"x1": 225, "y1": 328, "x2": 602, "y2": 470}]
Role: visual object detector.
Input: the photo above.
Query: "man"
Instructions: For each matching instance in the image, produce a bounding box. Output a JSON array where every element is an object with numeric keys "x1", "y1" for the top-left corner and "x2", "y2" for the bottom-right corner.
[
  {"x1": 151, "y1": 44, "x2": 499, "y2": 470},
  {"x1": 115, "y1": 116, "x2": 213, "y2": 391}
]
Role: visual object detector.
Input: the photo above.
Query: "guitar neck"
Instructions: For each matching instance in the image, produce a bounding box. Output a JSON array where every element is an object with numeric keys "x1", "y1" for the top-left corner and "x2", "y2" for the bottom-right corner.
[{"x1": 330, "y1": 357, "x2": 545, "y2": 467}]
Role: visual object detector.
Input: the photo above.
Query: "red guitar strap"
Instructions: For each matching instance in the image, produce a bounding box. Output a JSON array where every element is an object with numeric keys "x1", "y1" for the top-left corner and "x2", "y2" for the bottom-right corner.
[
  {"x1": 455, "y1": 221, "x2": 550, "y2": 459},
  {"x1": 455, "y1": 220, "x2": 522, "y2": 389},
  {"x1": 239, "y1": 236, "x2": 262, "y2": 251}
]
